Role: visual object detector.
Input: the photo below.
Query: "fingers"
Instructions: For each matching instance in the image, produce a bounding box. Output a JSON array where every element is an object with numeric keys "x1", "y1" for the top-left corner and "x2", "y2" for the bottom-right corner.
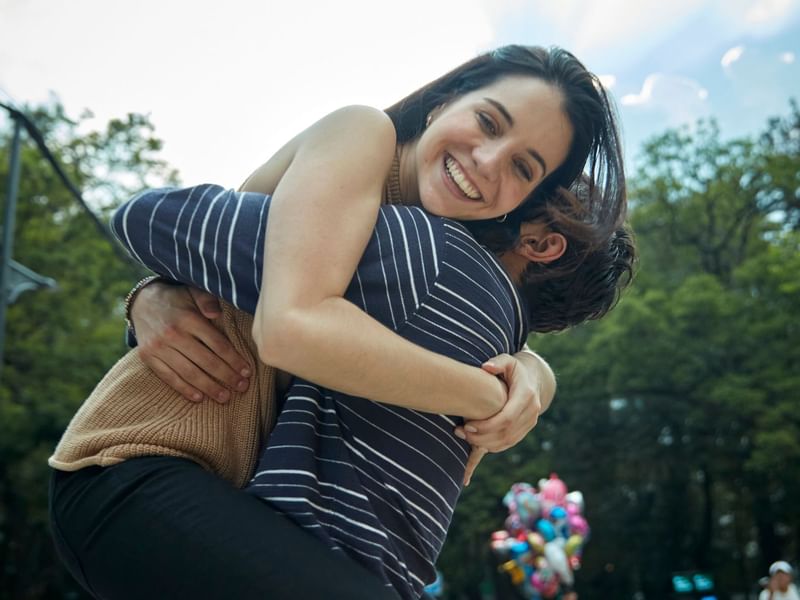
[
  {"x1": 188, "y1": 286, "x2": 222, "y2": 319},
  {"x1": 133, "y1": 283, "x2": 251, "y2": 402},
  {"x1": 193, "y1": 324, "x2": 252, "y2": 382},
  {"x1": 175, "y1": 340, "x2": 248, "y2": 399},
  {"x1": 481, "y1": 353, "x2": 515, "y2": 377},
  {"x1": 140, "y1": 339, "x2": 238, "y2": 404},
  {"x1": 463, "y1": 352, "x2": 543, "y2": 452},
  {"x1": 152, "y1": 305, "x2": 251, "y2": 392},
  {"x1": 463, "y1": 446, "x2": 488, "y2": 487},
  {"x1": 457, "y1": 401, "x2": 539, "y2": 452},
  {"x1": 143, "y1": 354, "x2": 204, "y2": 403}
]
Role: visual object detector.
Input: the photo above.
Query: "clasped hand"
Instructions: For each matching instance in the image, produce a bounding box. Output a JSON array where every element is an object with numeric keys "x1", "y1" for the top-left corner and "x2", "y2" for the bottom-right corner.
[{"x1": 457, "y1": 353, "x2": 544, "y2": 486}]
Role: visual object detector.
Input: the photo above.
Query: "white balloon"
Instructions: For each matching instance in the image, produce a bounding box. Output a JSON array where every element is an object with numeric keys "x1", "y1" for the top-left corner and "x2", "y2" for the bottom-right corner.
[
  {"x1": 544, "y1": 540, "x2": 574, "y2": 586},
  {"x1": 566, "y1": 491, "x2": 584, "y2": 513}
]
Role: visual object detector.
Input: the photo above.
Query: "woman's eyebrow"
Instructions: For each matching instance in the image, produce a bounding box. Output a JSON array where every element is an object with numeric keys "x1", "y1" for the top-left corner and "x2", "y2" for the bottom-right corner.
[
  {"x1": 484, "y1": 97, "x2": 548, "y2": 176},
  {"x1": 485, "y1": 97, "x2": 514, "y2": 126}
]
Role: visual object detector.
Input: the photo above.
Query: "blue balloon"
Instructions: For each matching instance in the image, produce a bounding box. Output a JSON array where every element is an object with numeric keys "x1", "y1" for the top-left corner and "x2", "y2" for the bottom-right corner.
[
  {"x1": 550, "y1": 506, "x2": 567, "y2": 520},
  {"x1": 536, "y1": 518, "x2": 556, "y2": 542},
  {"x1": 510, "y1": 540, "x2": 530, "y2": 558}
]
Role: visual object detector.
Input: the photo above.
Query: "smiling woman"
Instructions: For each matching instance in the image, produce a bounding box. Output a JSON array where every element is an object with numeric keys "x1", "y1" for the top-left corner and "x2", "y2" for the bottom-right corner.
[
  {"x1": 385, "y1": 44, "x2": 625, "y2": 236},
  {"x1": 49, "y1": 44, "x2": 629, "y2": 600},
  {"x1": 408, "y1": 76, "x2": 573, "y2": 219}
]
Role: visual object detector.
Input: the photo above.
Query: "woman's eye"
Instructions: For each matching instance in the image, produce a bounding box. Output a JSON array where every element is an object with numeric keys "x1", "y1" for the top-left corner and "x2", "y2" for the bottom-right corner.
[
  {"x1": 478, "y1": 112, "x2": 498, "y2": 136},
  {"x1": 515, "y1": 160, "x2": 533, "y2": 182}
]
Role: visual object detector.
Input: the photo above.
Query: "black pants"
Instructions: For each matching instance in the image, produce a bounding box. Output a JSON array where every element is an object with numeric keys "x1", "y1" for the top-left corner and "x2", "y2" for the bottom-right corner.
[{"x1": 49, "y1": 456, "x2": 398, "y2": 599}]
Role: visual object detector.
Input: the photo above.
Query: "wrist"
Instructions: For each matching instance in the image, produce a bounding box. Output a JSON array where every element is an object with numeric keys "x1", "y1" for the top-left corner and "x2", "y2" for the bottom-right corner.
[
  {"x1": 516, "y1": 348, "x2": 556, "y2": 413},
  {"x1": 464, "y1": 368, "x2": 506, "y2": 420},
  {"x1": 124, "y1": 276, "x2": 163, "y2": 338},
  {"x1": 126, "y1": 276, "x2": 180, "y2": 337}
]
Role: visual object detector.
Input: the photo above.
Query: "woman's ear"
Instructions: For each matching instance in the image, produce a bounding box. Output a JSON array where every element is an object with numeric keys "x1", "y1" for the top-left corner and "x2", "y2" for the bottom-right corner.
[{"x1": 515, "y1": 224, "x2": 567, "y2": 264}]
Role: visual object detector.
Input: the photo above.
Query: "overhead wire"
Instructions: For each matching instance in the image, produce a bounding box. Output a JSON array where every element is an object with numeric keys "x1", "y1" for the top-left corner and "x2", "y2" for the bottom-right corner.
[{"x1": 0, "y1": 100, "x2": 139, "y2": 267}]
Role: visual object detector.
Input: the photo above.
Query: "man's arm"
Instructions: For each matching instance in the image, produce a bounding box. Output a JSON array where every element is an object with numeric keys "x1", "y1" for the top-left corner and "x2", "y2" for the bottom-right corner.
[
  {"x1": 115, "y1": 185, "x2": 557, "y2": 451},
  {"x1": 112, "y1": 185, "x2": 507, "y2": 420},
  {"x1": 112, "y1": 185, "x2": 264, "y2": 314}
]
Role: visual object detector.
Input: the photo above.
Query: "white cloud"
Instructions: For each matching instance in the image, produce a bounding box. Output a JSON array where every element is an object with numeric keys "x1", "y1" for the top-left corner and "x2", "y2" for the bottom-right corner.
[
  {"x1": 712, "y1": 0, "x2": 800, "y2": 36},
  {"x1": 598, "y1": 75, "x2": 617, "y2": 90},
  {"x1": 484, "y1": 0, "x2": 800, "y2": 72},
  {"x1": 721, "y1": 45, "x2": 746, "y2": 69},
  {"x1": 744, "y1": 0, "x2": 795, "y2": 24},
  {"x1": 0, "y1": 0, "x2": 496, "y2": 187},
  {"x1": 714, "y1": 42, "x2": 800, "y2": 113},
  {"x1": 571, "y1": 0, "x2": 700, "y2": 56},
  {"x1": 621, "y1": 73, "x2": 710, "y2": 125}
]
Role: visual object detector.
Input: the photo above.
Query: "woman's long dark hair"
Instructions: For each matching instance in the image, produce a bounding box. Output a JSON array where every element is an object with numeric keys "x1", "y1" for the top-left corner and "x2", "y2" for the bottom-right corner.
[{"x1": 385, "y1": 45, "x2": 627, "y2": 249}]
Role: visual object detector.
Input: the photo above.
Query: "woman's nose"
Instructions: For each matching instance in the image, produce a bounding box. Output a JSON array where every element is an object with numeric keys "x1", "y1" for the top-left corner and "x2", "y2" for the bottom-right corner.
[{"x1": 473, "y1": 143, "x2": 504, "y2": 182}]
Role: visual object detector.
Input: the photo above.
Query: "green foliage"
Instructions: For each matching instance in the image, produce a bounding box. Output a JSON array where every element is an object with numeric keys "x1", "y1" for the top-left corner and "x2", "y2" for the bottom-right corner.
[
  {"x1": 438, "y1": 106, "x2": 800, "y2": 598},
  {"x1": 2, "y1": 96, "x2": 799, "y2": 599},
  {"x1": 0, "y1": 102, "x2": 177, "y2": 599}
]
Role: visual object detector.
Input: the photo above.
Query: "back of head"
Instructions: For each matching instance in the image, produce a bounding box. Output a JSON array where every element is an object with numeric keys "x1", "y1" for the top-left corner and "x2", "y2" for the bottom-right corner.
[
  {"x1": 520, "y1": 223, "x2": 636, "y2": 333},
  {"x1": 484, "y1": 178, "x2": 636, "y2": 333},
  {"x1": 385, "y1": 44, "x2": 626, "y2": 240}
]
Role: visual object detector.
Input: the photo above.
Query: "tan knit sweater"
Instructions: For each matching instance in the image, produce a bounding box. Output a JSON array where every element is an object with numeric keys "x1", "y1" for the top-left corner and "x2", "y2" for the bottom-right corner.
[{"x1": 49, "y1": 301, "x2": 277, "y2": 489}]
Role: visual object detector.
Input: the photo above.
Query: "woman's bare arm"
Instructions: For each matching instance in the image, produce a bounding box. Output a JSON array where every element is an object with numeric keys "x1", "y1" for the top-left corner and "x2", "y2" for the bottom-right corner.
[
  {"x1": 114, "y1": 106, "x2": 507, "y2": 420},
  {"x1": 249, "y1": 106, "x2": 506, "y2": 419}
]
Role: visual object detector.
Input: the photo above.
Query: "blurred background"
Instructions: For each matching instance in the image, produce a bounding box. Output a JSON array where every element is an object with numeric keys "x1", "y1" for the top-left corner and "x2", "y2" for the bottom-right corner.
[{"x1": 1, "y1": 0, "x2": 798, "y2": 598}]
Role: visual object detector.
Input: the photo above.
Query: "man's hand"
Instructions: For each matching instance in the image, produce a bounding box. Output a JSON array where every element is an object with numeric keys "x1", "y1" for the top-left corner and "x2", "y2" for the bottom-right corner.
[{"x1": 131, "y1": 283, "x2": 251, "y2": 403}]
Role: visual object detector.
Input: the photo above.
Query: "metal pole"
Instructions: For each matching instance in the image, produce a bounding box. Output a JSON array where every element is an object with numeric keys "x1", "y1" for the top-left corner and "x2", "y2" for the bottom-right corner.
[{"x1": 0, "y1": 116, "x2": 23, "y2": 371}]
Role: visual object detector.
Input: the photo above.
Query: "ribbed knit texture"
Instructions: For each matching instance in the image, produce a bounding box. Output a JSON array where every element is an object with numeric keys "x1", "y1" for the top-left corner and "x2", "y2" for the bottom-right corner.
[{"x1": 49, "y1": 301, "x2": 276, "y2": 489}]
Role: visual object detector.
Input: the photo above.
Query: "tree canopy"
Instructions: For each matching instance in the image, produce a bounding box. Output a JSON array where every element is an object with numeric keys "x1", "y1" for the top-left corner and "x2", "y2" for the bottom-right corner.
[
  {"x1": 439, "y1": 103, "x2": 800, "y2": 599},
  {"x1": 0, "y1": 102, "x2": 176, "y2": 599},
  {"x1": 1, "y1": 100, "x2": 798, "y2": 599}
]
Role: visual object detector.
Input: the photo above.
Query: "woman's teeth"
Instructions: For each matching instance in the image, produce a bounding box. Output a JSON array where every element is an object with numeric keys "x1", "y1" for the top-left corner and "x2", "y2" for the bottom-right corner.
[{"x1": 445, "y1": 156, "x2": 481, "y2": 200}]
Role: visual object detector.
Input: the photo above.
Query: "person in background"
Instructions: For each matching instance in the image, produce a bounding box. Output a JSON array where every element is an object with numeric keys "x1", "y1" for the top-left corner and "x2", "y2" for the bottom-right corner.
[{"x1": 760, "y1": 561, "x2": 799, "y2": 600}]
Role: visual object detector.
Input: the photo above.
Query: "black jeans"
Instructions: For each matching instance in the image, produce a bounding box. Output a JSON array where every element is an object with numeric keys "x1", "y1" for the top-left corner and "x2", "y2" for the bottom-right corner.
[{"x1": 49, "y1": 456, "x2": 398, "y2": 599}]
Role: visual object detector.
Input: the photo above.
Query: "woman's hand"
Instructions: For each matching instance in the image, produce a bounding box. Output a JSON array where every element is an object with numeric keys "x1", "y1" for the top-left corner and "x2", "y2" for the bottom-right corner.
[
  {"x1": 130, "y1": 282, "x2": 252, "y2": 403},
  {"x1": 457, "y1": 349, "x2": 556, "y2": 485}
]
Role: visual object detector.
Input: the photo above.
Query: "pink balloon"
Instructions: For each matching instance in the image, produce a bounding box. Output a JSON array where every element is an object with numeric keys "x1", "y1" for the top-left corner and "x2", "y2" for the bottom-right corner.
[
  {"x1": 531, "y1": 566, "x2": 556, "y2": 592},
  {"x1": 568, "y1": 514, "x2": 590, "y2": 537},
  {"x1": 566, "y1": 502, "x2": 580, "y2": 517},
  {"x1": 540, "y1": 473, "x2": 568, "y2": 505}
]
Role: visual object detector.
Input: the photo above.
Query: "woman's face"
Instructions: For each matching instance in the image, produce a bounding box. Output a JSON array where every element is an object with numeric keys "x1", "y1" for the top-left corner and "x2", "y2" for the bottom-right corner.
[{"x1": 410, "y1": 75, "x2": 573, "y2": 220}]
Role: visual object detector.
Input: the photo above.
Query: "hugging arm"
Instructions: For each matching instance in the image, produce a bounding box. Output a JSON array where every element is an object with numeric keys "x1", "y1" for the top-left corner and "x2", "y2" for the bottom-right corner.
[
  {"x1": 112, "y1": 183, "x2": 506, "y2": 420},
  {"x1": 113, "y1": 105, "x2": 553, "y2": 443},
  {"x1": 115, "y1": 184, "x2": 555, "y2": 454},
  {"x1": 244, "y1": 107, "x2": 508, "y2": 419}
]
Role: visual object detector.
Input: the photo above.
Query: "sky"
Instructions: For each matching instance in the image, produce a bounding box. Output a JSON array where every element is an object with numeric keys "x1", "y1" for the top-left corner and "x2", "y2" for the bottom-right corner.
[{"x1": 1, "y1": 0, "x2": 799, "y2": 188}]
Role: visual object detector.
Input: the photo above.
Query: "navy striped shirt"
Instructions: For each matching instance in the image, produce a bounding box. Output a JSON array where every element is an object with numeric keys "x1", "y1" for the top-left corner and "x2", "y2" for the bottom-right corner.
[{"x1": 112, "y1": 185, "x2": 528, "y2": 599}]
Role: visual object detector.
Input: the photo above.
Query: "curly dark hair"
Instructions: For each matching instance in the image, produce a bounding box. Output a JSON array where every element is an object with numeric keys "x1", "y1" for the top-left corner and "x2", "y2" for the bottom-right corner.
[
  {"x1": 465, "y1": 178, "x2": 636, "y2": 333},
  {"x1": 519, "y1": 224, "x2": 636, "y2": 332}
]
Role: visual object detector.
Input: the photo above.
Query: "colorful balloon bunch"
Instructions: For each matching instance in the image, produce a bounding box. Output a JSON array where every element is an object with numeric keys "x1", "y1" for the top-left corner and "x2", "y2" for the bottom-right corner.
[{"x1": 489, "y1": 474, "x2": 589, "y2": 599}]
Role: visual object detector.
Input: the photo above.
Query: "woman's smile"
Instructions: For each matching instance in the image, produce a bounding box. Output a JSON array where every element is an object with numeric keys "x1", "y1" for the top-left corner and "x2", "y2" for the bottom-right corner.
[
  {"x1": 443, "y1": 154, "x2": 483, "y2": 201},
  {"x1": 408, "y1": 75, "x2": 574, "y2": 220}
]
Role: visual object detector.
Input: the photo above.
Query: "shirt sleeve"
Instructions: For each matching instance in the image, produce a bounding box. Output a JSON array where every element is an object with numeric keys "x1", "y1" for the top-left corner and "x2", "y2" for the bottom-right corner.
[{"x1": 111, "y1": 185, "x2": 270, "y2": 314}]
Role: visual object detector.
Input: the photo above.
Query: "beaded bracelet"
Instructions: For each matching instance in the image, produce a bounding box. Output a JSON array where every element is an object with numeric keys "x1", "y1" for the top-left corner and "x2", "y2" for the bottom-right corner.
[{"x1": 123, "y1": 275, "x2": 166, "y2": 339}]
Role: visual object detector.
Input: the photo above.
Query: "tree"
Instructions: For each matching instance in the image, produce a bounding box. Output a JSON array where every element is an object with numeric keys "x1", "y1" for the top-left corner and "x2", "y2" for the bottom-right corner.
[
  {"x1": 0, "y1": 101, "x2": 177, "y2": 599},
  {"x1": 437, "y1": 105, "x2": 800, "y2": 599}
]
